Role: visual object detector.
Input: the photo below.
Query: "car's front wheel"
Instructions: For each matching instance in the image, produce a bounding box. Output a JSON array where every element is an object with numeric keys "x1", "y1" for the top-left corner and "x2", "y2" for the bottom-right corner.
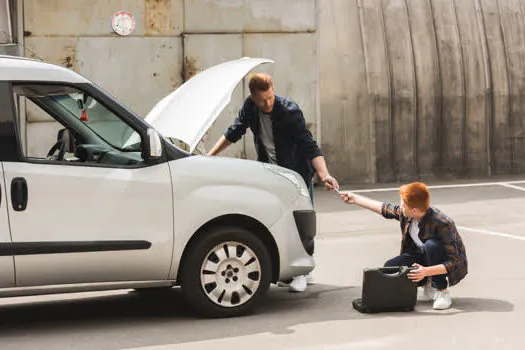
[{"x1": 180, "y1": 226, "x2": 272, "y2": 318}]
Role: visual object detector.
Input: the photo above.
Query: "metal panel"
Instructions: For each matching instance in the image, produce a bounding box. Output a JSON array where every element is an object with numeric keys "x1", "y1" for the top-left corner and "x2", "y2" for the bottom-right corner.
[
  {"x1": 76, "y1": 37, "x2": 183, "y2": 117},
  {"x1": 144, "y1": 0, "x2": 183, "y2": 35},
  {"x1": 25, "y1": 37, "x2": 182, "y2": 118},
  {"x1": 499, "y1": 0, "x2": 525, "y2": 172},
  {"x1": 406, "y1": 0, "x2": 441, "y2": 178},
  {"x1": 183, "y1": 34, "x2": 246, "y2": 157},
  {"x1": 359, "y1": 0, "x2": 393, "y2": 182},
  {"x1": 455, "y1": 0, "x2": 490, "y2": 177},
  {"x1": 24, "y1": 37, "x2": 80, "y2": 70},
  {"x1": 184, "y1": 0, "x2": 317, "y2": 33},
  {"x1": 480, "y1": 0, "x2": 512, "y2": 174},
  {"x1": 319, "y1": 0, "x2": 372, "y2": 184},
  {"x1": 23, "y1": 0, "x2": 183, "y2": 37},
  {"x1": 382, "y1": 0, "x2": 417, "y2": 181},
  {"x1": 243, "y1": 33, "x2": 318, "y2": 161},
  {"x1": 319, "y1": 0, "x2": 525, "y2": 183},
  {"x1": 431, "y1": 0, "x2": 465, "y2": 176},
  {"x1": 0, "y1": 0, "x2": 11, "y2": 44}
]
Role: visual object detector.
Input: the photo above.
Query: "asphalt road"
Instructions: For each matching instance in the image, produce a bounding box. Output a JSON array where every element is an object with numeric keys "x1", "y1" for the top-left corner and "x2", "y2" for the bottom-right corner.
[{"x1": 1, "y1": 177, "x2": 524, "y2": 350}]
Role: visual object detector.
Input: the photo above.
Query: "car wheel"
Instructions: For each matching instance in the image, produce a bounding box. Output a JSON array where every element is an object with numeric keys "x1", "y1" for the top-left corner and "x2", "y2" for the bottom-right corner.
[{"x1": 181, "y1": 226, "x2": 272, "y2": 318}]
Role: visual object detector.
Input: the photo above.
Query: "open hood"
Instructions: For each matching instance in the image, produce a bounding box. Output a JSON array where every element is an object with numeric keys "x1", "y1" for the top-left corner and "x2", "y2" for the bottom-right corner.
[{"x1": 141, "y1": 57, "x2": 273, "y2": 152}]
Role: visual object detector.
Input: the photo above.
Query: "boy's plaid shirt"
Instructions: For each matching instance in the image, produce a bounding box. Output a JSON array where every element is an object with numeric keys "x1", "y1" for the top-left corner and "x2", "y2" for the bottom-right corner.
[{"x1": 381, "y1": 203, "x2": 468, "y2": 286}]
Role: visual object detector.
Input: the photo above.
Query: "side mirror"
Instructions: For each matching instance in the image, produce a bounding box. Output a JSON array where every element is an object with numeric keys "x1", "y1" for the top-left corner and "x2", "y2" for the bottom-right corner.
[{"x1": 144, "y1": 128, "x2": 163, "y2": 161}]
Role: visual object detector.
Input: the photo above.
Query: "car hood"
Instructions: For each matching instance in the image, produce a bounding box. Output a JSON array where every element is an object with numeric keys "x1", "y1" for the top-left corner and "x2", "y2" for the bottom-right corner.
[{"x1": 141, "y1": 57, "x2": 273, "y2": 152}]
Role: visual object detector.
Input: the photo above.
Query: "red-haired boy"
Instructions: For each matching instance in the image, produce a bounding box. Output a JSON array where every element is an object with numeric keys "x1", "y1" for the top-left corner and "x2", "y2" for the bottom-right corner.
[{"x1": 341, "y1": 182, "x2": 467, "y2": 310}]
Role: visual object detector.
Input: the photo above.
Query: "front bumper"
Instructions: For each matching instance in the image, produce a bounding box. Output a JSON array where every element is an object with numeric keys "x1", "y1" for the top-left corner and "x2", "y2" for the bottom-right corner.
[
  {"x1": 293, "y1": 210, "x2": 316, "y2": 255},
  {"x1": 269, "y1": 195, "x2": 316, "y2": 281}
]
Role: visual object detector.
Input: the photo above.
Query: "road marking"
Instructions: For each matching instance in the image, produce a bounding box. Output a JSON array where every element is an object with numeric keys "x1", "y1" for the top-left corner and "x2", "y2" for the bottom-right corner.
[
  {"x1": 342, "y1": 180, "x2": 525, "y2": 193},
  {"x1": 458, "y1": 226, "x2": 525, "y2": 241},
  {"x1": 499, "y1": 183, "x2": 525, "y2": 192},
  {"x1": 315, "y1": 227, "x2": 525, "y2": 243}
]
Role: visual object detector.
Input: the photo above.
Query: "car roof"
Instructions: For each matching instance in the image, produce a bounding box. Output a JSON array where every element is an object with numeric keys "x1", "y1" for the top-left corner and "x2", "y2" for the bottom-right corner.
[{"x1": 0, "y1": 55, "x2": 90, "y2": 84}]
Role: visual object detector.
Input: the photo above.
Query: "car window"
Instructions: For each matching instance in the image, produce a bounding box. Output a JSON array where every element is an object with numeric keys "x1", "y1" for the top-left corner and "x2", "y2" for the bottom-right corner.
[
  {"x1": 50, "y1": 93, "x2": 139, "y2": 151},
  {"x1": 12, "y1": 84, "x2": 144, "y2": 167}
]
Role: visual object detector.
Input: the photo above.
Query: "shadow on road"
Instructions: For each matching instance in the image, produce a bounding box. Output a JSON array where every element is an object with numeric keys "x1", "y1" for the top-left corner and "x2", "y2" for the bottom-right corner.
[{"x1": 0, "y1": 284, "x2": 514, "y2": 349}]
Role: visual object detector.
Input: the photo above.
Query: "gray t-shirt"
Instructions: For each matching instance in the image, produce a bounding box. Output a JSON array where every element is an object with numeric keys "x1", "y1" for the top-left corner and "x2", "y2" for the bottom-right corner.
[{"x1": 258, "y1": 111, "x2": 277, "y2": 164}]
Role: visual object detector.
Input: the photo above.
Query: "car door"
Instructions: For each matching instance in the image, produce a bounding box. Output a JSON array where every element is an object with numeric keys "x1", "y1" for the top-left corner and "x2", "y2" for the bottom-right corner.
[
  {"x1": 0, "y1": 163, "x2": 15, "y2": 288},
  {"x1": 4, "y1": 82, "x2": 174, "y2": 287},
  {"x1": 0, "y1": 82, "x2": 17, "y2": 289}
]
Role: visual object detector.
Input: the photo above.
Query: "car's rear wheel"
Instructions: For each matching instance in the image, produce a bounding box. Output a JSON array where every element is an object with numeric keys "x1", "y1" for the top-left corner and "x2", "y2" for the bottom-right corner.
[{"x1": 180, "y1": 226, "x2": 272, "y2": 318}]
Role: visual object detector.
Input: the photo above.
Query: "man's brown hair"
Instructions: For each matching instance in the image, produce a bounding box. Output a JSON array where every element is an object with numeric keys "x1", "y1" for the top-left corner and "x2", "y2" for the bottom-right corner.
[
  {"x1": 399, "y1": 182, "x2": 430, "y2": 211},
  {"x1": 248, "y1": 73, "x2": 273, "y2": 94}
]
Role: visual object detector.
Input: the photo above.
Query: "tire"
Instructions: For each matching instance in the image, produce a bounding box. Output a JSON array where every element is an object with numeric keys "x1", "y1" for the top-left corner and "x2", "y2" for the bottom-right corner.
[{"x1": 180, "y1": 226, "x2": 272, "y2": 318}]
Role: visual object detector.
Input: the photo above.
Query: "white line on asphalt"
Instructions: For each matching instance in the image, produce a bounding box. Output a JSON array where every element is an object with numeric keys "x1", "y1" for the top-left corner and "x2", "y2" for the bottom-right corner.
[
  {"x1": 499, "y1": 183, "x2": 525, "y2": 192},
  {"x1": 343, "y1": 180, "x2": 525, "y2": 193},
  {"x1": 318, "y1": 227, "x2": 525, "y2": 242},
  {"x1": 458, "y1": 226, "x2": 525, "y2": 241}
]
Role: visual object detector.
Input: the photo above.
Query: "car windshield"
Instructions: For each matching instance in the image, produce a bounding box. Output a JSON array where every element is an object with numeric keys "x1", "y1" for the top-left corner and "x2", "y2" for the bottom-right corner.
[{"x1": 48, "y1": 93, "x2": 139, "y2": 151}]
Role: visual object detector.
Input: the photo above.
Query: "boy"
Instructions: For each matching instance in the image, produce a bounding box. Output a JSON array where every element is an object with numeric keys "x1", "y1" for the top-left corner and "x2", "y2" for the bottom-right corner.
[{"x1": 340, "y1": 182, "x2": 468, "y2": 310}]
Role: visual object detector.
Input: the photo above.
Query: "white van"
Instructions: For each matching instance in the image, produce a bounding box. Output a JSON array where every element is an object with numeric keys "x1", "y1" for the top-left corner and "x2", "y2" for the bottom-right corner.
[{"x1": 0, "y1": 55, "x2": 315, "y2": 317}]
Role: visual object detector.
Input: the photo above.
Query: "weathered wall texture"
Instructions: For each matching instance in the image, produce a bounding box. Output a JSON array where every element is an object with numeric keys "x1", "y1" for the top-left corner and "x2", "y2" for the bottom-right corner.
[
  {"x1": 22, "y1": 0, "x2": 319, "y2": 160},
  {"x1": 0, "y1": 0, "x2": 22, "y2": 56},
  {"x1": 321, "y1": 0, "x2": 525, "y2": 183}
]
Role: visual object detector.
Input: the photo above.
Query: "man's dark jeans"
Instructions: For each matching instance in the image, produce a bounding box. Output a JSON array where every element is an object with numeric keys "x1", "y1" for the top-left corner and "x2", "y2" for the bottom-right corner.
[{"x1": 384, "y1": 239, "x2": 448, "y2": 290}]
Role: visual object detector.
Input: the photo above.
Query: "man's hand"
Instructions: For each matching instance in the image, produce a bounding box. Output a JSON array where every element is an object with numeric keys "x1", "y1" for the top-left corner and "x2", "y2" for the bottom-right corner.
[
  {"x1": 311, "y1": 156, "x2": 339, "y2": 191},
  {"x1": 207, "y1": 136, "x2": 232, "y2": 156},
  {"x1": 408, "y1": 263, "x2": 428, "y2": 283},
  {"x1": 322, "y1": 175, "x2": 339, "y2": 191}
]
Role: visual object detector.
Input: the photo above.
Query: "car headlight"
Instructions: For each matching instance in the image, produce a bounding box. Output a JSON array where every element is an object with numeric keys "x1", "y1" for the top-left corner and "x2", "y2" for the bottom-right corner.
[{"x1": 263, "y1": 163, "x2": 310, "y2": 198}]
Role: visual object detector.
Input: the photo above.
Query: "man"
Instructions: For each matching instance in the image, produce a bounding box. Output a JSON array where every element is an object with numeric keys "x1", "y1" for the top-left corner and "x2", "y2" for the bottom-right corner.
[
  {"x1": 340, "y1": 182, "x2": 468, "y2": 310},
  {"x1": 207, "y1": 73, "x2": 339, "y2": 292}
]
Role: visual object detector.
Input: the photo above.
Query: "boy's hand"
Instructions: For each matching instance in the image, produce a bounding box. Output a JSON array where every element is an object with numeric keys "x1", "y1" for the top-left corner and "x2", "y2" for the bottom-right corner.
[
  {"x1": 341, "y1": 192, "x2": 357, "y2": 204},
  {"x1": 408, "y1": 263, "x2": 427, "y2": 282}
]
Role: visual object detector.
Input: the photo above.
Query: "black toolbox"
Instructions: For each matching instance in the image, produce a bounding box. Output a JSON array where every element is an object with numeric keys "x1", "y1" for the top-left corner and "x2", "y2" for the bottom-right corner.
[{"x1": 352, "y1": 266, "x2": 418, "y2": 313}]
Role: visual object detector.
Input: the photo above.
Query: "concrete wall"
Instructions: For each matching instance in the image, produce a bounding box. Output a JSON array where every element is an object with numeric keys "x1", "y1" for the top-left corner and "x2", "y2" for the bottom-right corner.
[
  {"x1": 0, "y1": 0, "x2": 22, "y2": 54},
  {"x1": 0, "y1": 0, "x2": 11, "y2": 44},
  {"x1": 320, "y1": 0, "x2": 525, "y2": 184},
  {"x1": 16, "y1": 0, "x2": 525, "y2": 184},
  {"x1": 22, "y1": 0, "x2": 319, "y2": 160}
]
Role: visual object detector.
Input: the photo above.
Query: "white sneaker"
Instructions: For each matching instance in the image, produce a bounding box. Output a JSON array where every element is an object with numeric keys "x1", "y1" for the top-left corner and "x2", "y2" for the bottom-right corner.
[
  {"x1": 417, "y1": 282, "x2": 437, "y2": 301},
  {"x1": 433, "y1": 290, "x2": 452, "y2": 310},
  {"x1": 288, "y1": 275, "x2": 308, "y2": 293},
  {"x1": 277, "y1": 272, "x2": 314, "y2": 288},
  {"x1": 306, "y1": 271, "x2": 314, "y2": 285},
  {"x1": 424, "y1": 284, "x2": 437, "y2": 300}
]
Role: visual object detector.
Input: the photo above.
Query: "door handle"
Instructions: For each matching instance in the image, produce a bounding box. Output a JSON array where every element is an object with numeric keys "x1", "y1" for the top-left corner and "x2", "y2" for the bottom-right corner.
[{"x1": 11, "y1": 177, "x2": 28, "y2": 211}]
